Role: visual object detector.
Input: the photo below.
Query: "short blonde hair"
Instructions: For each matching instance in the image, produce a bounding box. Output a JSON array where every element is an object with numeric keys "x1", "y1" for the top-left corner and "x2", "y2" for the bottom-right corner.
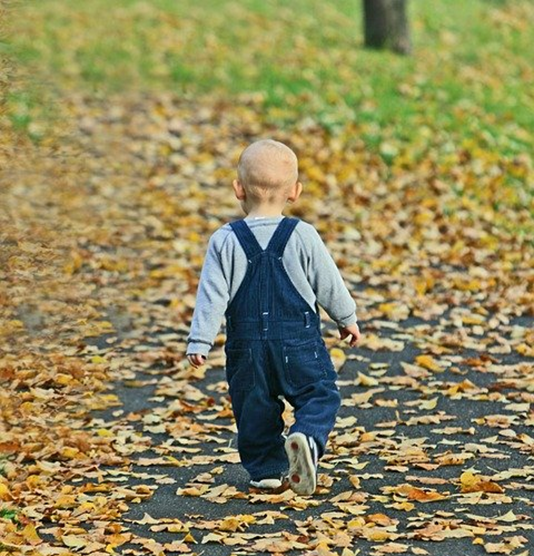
[{"x1": 237, "y1": 140, "x2": 298, "y2": 202}]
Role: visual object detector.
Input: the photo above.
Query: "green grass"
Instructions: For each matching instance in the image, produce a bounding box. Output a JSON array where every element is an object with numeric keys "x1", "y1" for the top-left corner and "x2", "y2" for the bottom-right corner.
[
  {"x1": 0, "y1": 508, "x2": 18, "y2": 522},
  {"x1": 6, "y1": 0, "x2": 534, "y2": 158}
]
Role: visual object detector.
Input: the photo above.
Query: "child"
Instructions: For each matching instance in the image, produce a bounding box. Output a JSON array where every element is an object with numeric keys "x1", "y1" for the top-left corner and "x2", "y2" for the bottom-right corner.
[{"x1": 186, "y1": 139, "x2": 360, "y2": 495}]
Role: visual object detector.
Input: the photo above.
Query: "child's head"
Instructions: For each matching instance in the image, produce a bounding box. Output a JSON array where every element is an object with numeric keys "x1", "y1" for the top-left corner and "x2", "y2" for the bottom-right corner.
[{"x1": 234, "y1": 140, "x2": 302, "y2": 213}]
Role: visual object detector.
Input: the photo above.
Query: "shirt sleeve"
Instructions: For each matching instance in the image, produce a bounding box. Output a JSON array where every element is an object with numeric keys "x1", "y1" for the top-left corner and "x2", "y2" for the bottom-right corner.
[
  {"x1": 304, "y1": 225, "x2": 357, "y2": 328},
  {"x1": 186, "y1": 233, "x2": 230, "y2": 357}
]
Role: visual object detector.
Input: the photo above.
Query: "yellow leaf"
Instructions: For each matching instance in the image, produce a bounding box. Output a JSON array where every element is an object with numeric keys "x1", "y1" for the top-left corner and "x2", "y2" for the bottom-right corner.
[
  {"x1": 22, "y1": 525, "x2": 42, "y2": 545},
  {"x1": 378, "y1": 302, "x2": 409, "y2": 320},
  {"x1": 26, "y1": 475, "x2": 41, "y2": 488},
  {"x1": 219, "y1": 514, "x2": 256, "y2": 533},
  {"x1": 347, "y1": 517, "x2": 366, "y2": 529},
  {"x1": 183, "y1": 532, "x2": 196, "y2": 543},
  {"x1": 55, "y1": 494, "x2": 77, "y2": 508},
  {"x1": 62, "y1": 535, "x2": 88, "y2": 549},
  {"x1": 516, "y1": 343, "x2": 534, "y2": 357},
  {"x1": 61, "y1": 447, "x2": 79, "y2": 459},
  {"x1": 219, "y1": 517, "x2": 241, "y2": 532},
  {"x1": 330, "y1": 347, "x2": 347, "y2": 371},
  {"x1": 162, "y1": 456, "x2": 181, "y2": 467},
  {"x1": 454, "y1": 279, "x2": 482, "y2": 293},
  {"x1": 419, "y1": 397, "x2": 438, "y2": 410},
  {"x1": 202, "y1": 533, "x2": 224, "y2": 544},
  {"x1": 390, "y1": 501, "x2": 415, "y2": 511},
  {"x1": 77, "y1": 502, "x2": 96, "y2": 513},
  {"x1": 461, "y1": 471, "x2": 479, "y2": 489},
  {"x1": 366, "y1": 513, "x2": 395, "y2": 527},
  {"x1": 63, "y1": 251, "x2": 83, "y2": 274},
  {"x1": 0, "y1": 483, "x2": 11, "y2": 500},
  {"x1": 55, "y1": 374, "x2": 73, "y2": 386},
  {"x1": 460, "y1": 471, "x2": 503, "y2": 493},
  {"x1": 415, "y1": 355, "x2": 443, "y2": 372},
  {"x1": 357, "y1": 372, "x2": 379, "y2": 387},
  {"x1": 352, "y1": 461, "x2": 369, "y2": 470},
  {"x1": 497, "y1": 510, "x2": 518, "y2": 522},
  {"x1": 363, "y1": 528, "x2": 393, "y2": 542}
]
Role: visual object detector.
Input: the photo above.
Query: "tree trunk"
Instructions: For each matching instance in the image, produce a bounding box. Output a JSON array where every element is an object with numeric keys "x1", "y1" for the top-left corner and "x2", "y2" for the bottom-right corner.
[{"x1": 363, "y1": 0, "x2": 411, "y2": 55}]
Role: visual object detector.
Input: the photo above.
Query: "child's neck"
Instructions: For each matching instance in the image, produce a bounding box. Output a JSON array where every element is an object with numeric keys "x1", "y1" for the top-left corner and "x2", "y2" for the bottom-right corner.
[{"x1": 246, "y1": 206, "x2": 284, "y2": 218}]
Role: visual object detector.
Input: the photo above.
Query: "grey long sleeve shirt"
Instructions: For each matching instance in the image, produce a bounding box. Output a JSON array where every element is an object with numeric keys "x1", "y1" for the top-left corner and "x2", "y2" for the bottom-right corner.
[{"x1": 186, "y1": 216, "x2": 357, "y2": 357}]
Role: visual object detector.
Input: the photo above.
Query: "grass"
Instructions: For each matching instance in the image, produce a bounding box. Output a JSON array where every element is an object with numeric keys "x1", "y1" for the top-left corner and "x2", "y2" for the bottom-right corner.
[
  {"x1": 0, "y1": 508, "x2": 18, "y2": 522},
  {"x1": 7, "y1": 1, "x2": 533, "y2": 133},
  {"x1": 5, "y1": 0, "x2": 534, "y2": 223}
]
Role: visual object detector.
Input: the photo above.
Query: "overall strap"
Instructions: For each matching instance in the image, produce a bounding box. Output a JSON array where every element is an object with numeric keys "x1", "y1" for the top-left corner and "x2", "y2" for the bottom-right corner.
[
  {"x1": 266, "y1": 217, "x2": 300, "y2": 257},
  {"x1": 229, "y1": 220, "x2": 264, "y2": 260}
]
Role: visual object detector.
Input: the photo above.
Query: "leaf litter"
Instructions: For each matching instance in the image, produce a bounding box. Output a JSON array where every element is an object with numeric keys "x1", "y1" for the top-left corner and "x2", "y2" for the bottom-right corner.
[{"x1": 1, "y1": 90, "x2": 533, "y2": 556}]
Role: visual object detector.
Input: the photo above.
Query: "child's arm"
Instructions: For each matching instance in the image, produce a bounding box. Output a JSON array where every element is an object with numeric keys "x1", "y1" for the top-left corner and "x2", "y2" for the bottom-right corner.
[
  {"x1": 339, "y1": 323, "x2": 361, "y2": 346},
  {"x1": 186, "y1": 233, "x2": 229, "y2": 363},
  {"x1": 187, "y1": 354, "x2": 206, "y2": 368},
  {"x1": 304, "y1": 224, "x2": 359, "y2": 341}
]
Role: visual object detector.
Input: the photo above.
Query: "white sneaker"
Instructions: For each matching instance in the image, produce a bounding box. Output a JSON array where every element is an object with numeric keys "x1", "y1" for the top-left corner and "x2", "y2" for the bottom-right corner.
[
  {"x1": 249, "y1": 477, "x2": 284, "y2": 489},
  {"x1": 284, "y1": 433, "x2": 319, "y2": 495},
  {"x1": 249, "y1": 476, "x2": 289, "y2": 492}
]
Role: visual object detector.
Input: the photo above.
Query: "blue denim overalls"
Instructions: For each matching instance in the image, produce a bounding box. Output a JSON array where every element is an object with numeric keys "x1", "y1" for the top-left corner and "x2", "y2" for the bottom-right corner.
[{"x1": 224, "y1": 216, "x2": 341, "y2": 481}]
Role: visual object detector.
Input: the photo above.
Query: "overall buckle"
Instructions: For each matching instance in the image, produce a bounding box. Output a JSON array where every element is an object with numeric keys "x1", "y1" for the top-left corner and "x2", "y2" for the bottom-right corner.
[{"x1": 261, "y1": 311, "x2": 269, "y2": 332}]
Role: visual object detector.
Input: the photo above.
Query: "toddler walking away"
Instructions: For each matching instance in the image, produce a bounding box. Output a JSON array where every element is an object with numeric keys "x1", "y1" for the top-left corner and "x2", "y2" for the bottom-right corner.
[{"x1": 186, "y1": 139, "x2": 360, "y2": 495}]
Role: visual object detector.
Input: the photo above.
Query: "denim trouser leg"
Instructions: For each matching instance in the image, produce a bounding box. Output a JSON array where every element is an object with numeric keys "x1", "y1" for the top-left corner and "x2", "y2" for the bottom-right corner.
[
  {"x1": 226, "y1": 340, "x2": 289, "y2": 481},
  {"x1": 226, "y1": 335, "x2": 341, "y2": 481},
  {"x1": 274, "y1": 337, "x2": 341, "y2": 458},
  {"x1": 286, "y1": 377, "x2": 341, "y2": 457}
]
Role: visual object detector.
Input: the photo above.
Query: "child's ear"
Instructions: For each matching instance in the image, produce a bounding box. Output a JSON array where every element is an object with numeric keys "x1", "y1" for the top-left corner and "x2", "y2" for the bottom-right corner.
[
  {"x1": 233, "y1": 179, "x2": 246, "y2": 201},
  {"x1": 287, "y1": 181, "x2": 303, "y2": 203}
]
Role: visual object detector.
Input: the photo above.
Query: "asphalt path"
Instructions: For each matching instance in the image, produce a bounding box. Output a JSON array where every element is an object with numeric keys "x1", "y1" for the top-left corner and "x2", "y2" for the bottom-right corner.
[{"x1": 87, "y1": 307, "x2": 534, "y2": 556}]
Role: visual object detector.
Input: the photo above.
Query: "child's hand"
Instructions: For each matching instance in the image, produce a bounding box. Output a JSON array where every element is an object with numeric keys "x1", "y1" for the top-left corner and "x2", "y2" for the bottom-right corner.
[
  {"x1": 339, "y1": 323, "x2": 361, "y2": 347},
  {"x1": 187, "y1": 354, "x2": 207, "y2": 368}
]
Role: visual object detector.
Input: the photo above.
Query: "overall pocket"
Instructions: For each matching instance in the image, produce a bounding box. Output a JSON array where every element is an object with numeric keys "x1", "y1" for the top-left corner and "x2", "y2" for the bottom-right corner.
[
  {"x1": 283, "y1": 338, "x2": 327, "y2": 388},
  {"x1": 225, "y1": 347, "x2": 254, "y2": 392}
]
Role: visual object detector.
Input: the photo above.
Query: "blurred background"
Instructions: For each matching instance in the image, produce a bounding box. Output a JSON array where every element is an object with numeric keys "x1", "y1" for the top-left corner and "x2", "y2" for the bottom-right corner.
[
  {"x1": 1, "y1": 0, "x2": 532, "y2": 350},
  {"x1": 7, "y1": 0, "x2": 534, "y2": 154}
]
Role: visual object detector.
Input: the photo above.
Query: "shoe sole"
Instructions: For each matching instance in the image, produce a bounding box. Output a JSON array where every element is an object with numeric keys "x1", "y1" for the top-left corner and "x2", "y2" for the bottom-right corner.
[
  {"x1": 249, "y1": 480, "x2": 290, "y2": 495},
  {"x1": 284, "y1": 433, "x2": 317, "y2": 495}
]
